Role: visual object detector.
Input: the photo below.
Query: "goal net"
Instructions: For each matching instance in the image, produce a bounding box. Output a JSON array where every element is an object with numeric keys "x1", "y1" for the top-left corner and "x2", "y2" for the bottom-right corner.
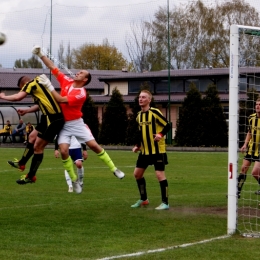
[{"x1": 229, "y1": 24, "x2": 260, "y2": 237}]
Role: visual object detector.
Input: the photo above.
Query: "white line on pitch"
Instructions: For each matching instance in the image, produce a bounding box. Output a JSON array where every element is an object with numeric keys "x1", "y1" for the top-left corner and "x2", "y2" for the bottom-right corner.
[{"x1": 96, "y1": 235, "x2": 230, "y2": 260}]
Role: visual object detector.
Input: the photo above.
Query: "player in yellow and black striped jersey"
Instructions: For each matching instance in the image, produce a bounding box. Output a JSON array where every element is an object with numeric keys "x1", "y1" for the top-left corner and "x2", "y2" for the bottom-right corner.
[
  {"x1": 131, "y1": 90, "x2": 171, "y2": 210},
  {"x1": 136, "y1": 107, "x2": 170, "y2": 155},
  {"x1": 0, "y1": 75, "x2": 64, "y2": 185},
  {"x1": 21, "y1": 76, "x2": 62, "y2": 116},
  {"x1": 237, "y1": 98, "x2": 260, "y2": 198}
]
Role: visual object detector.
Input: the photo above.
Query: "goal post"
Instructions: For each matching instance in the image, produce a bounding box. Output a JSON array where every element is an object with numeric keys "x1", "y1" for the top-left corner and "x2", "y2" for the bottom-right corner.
[{"x1": 228, "y1": 24, "x2": 260, "y2": 235}]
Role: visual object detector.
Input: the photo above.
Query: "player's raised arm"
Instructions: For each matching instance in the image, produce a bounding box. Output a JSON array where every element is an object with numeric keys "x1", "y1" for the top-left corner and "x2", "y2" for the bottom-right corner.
[{"x1": 32, "y1": 45, "x2": 59, "y2": 77}]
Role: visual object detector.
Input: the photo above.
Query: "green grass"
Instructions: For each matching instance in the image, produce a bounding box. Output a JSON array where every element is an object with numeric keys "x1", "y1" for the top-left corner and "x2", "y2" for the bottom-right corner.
[{"x1": 0, "y1": 148, "x2": 260, "y2": 260}]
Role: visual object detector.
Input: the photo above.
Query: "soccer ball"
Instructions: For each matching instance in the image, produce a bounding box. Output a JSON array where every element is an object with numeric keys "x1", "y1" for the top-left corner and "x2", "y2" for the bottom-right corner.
[{"x1": 0, "y1": 32, "x2": 6, "y2": 45}]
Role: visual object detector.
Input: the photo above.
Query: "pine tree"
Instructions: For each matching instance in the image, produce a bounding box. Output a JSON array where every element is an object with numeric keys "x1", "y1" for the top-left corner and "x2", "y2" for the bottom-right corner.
[
  {"x1": 81, "y1": 93, "x2": 100, "y2": 141},
  {"x1": 201, "y1": 84, "x2": 228, "y2": 147},
  {"x1": 175, "y1": 83, "x2": 204, "y2": 146},
  {"x1": 99, "y1": 88, "x2": 128, "y2": 145}
]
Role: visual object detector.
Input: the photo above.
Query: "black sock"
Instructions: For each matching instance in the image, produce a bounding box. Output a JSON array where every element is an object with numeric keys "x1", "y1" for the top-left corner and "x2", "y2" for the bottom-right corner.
[
  {"x1": 137, "y1": 178, "x2": 147, "y2": 201},
  {"x1": 237, "y1": 173, "x2": 247, "y2": 193},
  {"x1": 27, "y1": 153, "x2": 43, "y2": 179},
  {"x1": 19, "y1": 142, "x2": 34, "y2": 166},
  {"x1": 160, "y1": 179, "x2": 168, "y2": 205}
]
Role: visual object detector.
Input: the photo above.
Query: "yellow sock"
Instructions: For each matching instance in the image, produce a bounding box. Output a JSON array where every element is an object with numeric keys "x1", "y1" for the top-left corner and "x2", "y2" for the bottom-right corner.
[
  {"x1": 62, "y1": 156, "x2": 77, "y2": 182},
  {"x1": 97, "y1": 149, "x2": 116, "y2": 172}
]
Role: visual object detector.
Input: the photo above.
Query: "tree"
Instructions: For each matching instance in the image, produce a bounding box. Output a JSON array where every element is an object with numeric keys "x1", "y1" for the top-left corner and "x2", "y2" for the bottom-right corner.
[
  {"x1": 81, "y1": 93, "x2": 100, "y2": 141},
  {"x1": 72, "y1": 39, "x2": 129, "y2": 70},
  {"x1": 14, "y1": 55, "x2": 43, "y2": 68},
  {"x1": 201, "y1": 84, "x2": 228, "y2": 147},
  {"x1": 66, "y1": 42, "x2": 72, "y2": 69},
  {"x1": 99, "y1": 88, "x2": 128, "y2": 145},
  {"x1": 57, "y1": 41, "x2": 65, "y2": 69},
  {"x1": 126, "y1": 21, "x2": 167, "y2": 72},
  {"x1": 127, "y1": 0, "x2": 260, "y2": 70},
  {"x1": 175, "y1": 83, "x2": 204, "y2": 146}
]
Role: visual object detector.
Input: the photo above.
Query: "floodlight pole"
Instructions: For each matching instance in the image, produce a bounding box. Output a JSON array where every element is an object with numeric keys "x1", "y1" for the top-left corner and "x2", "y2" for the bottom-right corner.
[
  {"x1": 49, "y1": 0, "x2": 53, "y2": 80},
  {"x1": 166, "y1": 0, "x2": 172, "y2": 144}
]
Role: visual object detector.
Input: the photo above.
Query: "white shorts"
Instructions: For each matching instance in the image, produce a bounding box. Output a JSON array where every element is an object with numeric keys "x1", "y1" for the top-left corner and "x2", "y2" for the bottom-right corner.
[{"x1": 58, "y1": 118, "x2": 94, "y2": 145}]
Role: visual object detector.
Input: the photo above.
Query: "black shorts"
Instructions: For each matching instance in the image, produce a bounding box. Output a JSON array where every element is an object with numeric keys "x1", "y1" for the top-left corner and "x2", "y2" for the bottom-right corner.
[
  {"x1": 244, "y1": 153, "x2": 260, "y2": 162},
  {"x1": 136, "y1": 153, "x2": 168, "y2": 171},
  {"x1": 35, "y1": 113, "x2": 64, "y2": 142}
]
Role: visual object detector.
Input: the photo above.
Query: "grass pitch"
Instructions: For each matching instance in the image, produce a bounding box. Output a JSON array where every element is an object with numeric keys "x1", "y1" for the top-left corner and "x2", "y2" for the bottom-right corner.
[{"x1": 0, "y1": 148, "x2": 260, "y2": 260}]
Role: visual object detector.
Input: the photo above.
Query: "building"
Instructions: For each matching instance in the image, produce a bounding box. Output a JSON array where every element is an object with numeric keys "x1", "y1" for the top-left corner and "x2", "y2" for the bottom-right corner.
[{"x1": 0, "y1": 67, "x2": 259, "y2": 138}]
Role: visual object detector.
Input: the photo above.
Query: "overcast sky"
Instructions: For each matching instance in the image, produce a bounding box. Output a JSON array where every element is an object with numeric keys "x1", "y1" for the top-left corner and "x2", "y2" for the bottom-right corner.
[{"x1": 0, "y1": 0, "x2": 260, "y2": 69}]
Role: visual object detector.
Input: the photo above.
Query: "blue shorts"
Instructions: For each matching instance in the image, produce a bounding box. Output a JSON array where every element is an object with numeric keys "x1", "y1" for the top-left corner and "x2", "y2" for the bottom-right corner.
[{"x1": 69, "y1": 148, "x2": 83, "y2": 163}]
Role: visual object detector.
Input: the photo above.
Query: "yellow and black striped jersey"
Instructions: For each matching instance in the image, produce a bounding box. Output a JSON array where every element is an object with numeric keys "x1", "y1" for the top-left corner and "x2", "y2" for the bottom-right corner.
[
  {"x1": 21, "y1": 77, "x2": 62, "y2": 115},
  {"x1": 136, "y1": 107, "x2": 170, "y2": 155},
  {"x1": 247, "y1": 113, "x2": 260, "y2": 156}
]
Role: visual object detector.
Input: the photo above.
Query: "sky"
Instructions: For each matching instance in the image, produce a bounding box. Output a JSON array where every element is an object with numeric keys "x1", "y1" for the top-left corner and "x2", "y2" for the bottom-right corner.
[{"x1": 0, "y1": 0, "x2": 260, "y2": 69}]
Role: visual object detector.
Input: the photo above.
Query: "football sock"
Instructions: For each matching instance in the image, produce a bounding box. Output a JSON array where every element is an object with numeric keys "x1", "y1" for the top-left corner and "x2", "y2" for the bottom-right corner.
[
  {"x1": 137, "y1": 177, "x2": 147, "y2": 201},
  {"x1": 27, "y1": 153, "x2": 43, "y2": 179},
  {"x1": 62, "y1": 156, "x2": 77, "y2": 182},
  {"x1": 237, "y1": 173, "x2": 247, "y2": 193},
  {"x1": 97, "y1": 149, "x2": 116, "y2": 172},
  {"x1": 159, "y1": 179, "x2": 168, "y2": 205},
  {"x1": 77, "y1": 166, "x2": 84, "y2": 184},
  {"x1": 64, "y1": 170, "x2": 72, "y2": 187},
  {"x1": 19, "y1": 142, "x2": 34, "y2": 165}
]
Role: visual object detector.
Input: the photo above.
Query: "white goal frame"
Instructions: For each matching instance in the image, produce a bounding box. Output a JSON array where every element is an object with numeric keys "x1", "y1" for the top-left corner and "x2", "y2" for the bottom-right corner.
[{"x1": 228, "y1": 24, "x2": 260, "y2": 235}]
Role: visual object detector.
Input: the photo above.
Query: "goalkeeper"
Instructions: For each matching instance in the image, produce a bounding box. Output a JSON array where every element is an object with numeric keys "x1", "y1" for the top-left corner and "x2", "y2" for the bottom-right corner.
[
  {"x1": 32, "y1": 45, "x2": 125, "y2": 195},
  {"x1": 238, "y1": 98, "x2": 260, "y2": 198}
]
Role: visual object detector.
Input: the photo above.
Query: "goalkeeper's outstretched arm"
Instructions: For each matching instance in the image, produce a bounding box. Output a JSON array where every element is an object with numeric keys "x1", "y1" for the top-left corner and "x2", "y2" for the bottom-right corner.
[{"x1": 32, "y1": 45, "x2": 60, "y2": 77}]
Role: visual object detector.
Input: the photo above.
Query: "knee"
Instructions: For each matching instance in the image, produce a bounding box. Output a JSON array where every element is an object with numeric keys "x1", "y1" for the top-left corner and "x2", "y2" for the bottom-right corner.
[
  {"x1": 75, "y1": 161, "x2": 83, "y2": 168},
  {"x1": 252, "y1": 171, "x2": 259, "y2": 178},
  {"x1": 133, "y1": 171, "x2": 143, "y2": 180}
]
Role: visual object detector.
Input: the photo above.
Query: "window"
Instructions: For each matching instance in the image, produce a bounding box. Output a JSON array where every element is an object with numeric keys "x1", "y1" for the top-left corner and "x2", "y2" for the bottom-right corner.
[
  {"x1": 129, "y1": 81, "x2": 154, "y2": 94},
  {"x1": 185, "y1": 79, "x2": 199, "y2": 92},
  {"x1": 199, "y1": 79, "x2": 214, "y2": 92},
  {"x1": 216, "y1": 78, "x2": 229, "y2": 92},
  {"x1": 248, "y1": 76, "x2": 260, "y2": 91},
  {"x1": 239, "y1": 77, "x2": 247, "y2": 92},
  {"x1": 156, "y1": 79, "x2": 184, "y2": 93}
]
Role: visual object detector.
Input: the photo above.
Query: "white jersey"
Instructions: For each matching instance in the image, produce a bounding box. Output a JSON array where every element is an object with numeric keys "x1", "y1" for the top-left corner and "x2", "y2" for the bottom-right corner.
[{"x1": 69, "y1": 136, "x2": 81, "y2": 149}]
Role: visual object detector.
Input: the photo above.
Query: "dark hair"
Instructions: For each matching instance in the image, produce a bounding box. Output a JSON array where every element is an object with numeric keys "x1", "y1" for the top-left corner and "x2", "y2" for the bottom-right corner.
[
  {"x1": 84, "y1": 72, "x2": 92, "y2": 86},
  {"x1": 17, "y1": 76, "x2": 25, "y2": 87}
]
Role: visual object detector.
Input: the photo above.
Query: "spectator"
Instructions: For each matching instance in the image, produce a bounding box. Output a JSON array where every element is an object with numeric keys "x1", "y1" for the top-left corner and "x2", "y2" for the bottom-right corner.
[
  {"x1": 24, "y1": 122, "x2": 34, "y2": 144},
  {"x1": 11, "y1": 119, "x2": 26, "y2": 143},
  {"x1": 0, "y1": 120, "x2": 12, "y2": 143}
]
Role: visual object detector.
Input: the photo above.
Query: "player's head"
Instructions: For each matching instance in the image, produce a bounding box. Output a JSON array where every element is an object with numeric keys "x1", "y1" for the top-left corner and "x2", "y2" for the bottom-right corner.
[
  {"x1": 74, "y1": 70, "x2": 91, "y2": 86},
  {"x1": 255, "y1": 98, "x2": 260, "y2": 113},
  {"x1": 139, "y1": 90, "x2": 152, "y2": 108},
  {"x1": 17, "y1": 76, "x2": 31, "y2": 89},
  {"x1": 140, "y1": 90, "x2": 152, "y2": 99}
]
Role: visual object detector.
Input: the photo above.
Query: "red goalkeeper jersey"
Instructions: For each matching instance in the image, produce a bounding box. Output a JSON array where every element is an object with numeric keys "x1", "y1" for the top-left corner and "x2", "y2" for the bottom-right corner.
[{"x1": 56, "y1": 72, "x2": 87, "y2": 121}]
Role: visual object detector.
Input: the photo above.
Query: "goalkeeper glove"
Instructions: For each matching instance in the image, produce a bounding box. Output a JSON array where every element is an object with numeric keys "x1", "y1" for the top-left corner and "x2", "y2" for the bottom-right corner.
[
  {"x1": 32, "y1": 45, "x2": 44, "y2": 58},
  {"x1": 38, "y1": 74, "x2": 54, "y2": 92}
]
